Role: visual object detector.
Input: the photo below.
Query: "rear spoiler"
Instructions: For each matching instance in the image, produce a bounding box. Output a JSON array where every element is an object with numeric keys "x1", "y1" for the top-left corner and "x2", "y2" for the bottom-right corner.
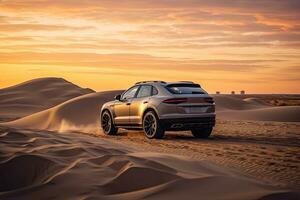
[{"x1": 166, "y1": 83, "x2": 201, "y2": 88}]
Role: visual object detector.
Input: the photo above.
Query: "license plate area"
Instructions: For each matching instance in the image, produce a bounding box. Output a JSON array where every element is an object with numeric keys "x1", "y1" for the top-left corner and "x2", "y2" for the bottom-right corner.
[{"x1": 185, "y1": 106, "x2": 208, "y2": 113}]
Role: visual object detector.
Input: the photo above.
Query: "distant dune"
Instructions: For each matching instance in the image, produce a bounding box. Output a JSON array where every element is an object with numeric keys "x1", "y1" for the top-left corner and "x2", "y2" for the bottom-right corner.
[
  {"x1": 4, "y1": 90, "x2": 122, "y2": 132},
  {"x1": 213, "y1": 95, "x2": 268, "y2": 110},
  {"x1": 217, "y1": 106, "x2": 300, "y2": 122},
  {"x1": 0, "y1": 77, "x2": 94, "y2": 122},
  {"x1": 214, "y1": 95, "x2": 300, "y2": 122},
  {"x1": 4, "y1": 92, "x2": 300, "y2": 134},
  {"x1": 2, "y1": 80, "x2": 300, "y2": 133}
]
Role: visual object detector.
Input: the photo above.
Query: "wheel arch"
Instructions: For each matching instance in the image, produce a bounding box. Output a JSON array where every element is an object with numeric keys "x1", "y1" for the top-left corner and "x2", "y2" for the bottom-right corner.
[
  {"x1": 142, "y1": 106, "x2": 160, "y2": 121},
  {"x1": 101, "y1": 108, "x2": 110, "y2": 116}
]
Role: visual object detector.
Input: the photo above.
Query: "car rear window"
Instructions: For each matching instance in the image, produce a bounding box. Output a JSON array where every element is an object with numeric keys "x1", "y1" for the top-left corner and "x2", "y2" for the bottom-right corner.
[{"x1": 166, "y1": 84, "x2": 205, "y2": 94}]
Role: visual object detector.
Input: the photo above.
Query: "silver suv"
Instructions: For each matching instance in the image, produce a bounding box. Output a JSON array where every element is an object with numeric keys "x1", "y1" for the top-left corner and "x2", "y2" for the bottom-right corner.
[{"x1": 100, "y1": 81, "x2": 215, "y2": 139}]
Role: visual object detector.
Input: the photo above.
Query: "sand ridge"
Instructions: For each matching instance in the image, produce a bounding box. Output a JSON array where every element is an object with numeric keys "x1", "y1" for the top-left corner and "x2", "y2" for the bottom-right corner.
[
  {"x1": 0, "y1": 127, "x2": 299, "y2": 200},
  {"x1": 213, "y1": 95, "x2": 300, "y2": 122},
  {"x1": 3, "y1": 90, "x2": 122, "y2": 132},
  {"x1": 105, "y1": 120, "x2": 300, "y2": 189},
  {"x1": 2, "y1": 78, "x2": 300, "y2": 131},
  {"x1": 3, "y1": 91, "x2": 300, "y2": 135},
  {"x1": 0, "y1": 77, "x2": 94, "y2": 122}
]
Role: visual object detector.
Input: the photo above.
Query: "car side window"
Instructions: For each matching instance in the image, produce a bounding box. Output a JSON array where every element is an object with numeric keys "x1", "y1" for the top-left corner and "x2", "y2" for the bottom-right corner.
[
  {"x1": 137, "y1": 85, "x2": 152, "y2": 98},
  {"x1": 152, "y1": 86, "x2": 158, "y2": 95},
  {"x1": 122, "y1": 86, "x2": 139, "y2": 100}
]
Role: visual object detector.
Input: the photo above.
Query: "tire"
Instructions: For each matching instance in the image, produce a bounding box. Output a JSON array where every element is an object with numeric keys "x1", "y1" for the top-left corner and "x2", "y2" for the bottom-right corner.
[
  {"x1": 191, "y1": 127, "x2": 213, "y2": 138},
  {"x1": 101, "y1": 110, "x2": 118, "y2": 135},
  {"x1": 143, "y1": 111, "x2": 165, "y2": 139}
]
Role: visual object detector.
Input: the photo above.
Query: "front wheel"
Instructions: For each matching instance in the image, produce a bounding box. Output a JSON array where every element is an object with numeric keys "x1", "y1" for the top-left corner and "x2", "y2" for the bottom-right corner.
[
  {"x1": 101, "y1": 111, "x2": 118, "y2": 135},
  {"x1": 143, "y1": 111, "x2": 165, "y2": 139},
  {"x1": 191, "y1": 127, "x2": 213, "y2": 138}
]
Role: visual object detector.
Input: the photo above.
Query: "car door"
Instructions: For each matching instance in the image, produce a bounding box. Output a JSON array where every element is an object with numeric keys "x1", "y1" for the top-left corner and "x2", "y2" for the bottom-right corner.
[
  {"x1": 130, "y1": 85, "x2": 153, "y2": 125},
  {"x1": 114, "y1": 86, "x2": 139, "y2": 125}
]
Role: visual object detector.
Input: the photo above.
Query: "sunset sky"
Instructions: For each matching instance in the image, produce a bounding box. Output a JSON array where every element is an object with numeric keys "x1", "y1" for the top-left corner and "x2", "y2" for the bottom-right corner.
[{"x1": 0, "y1": 0, "x2": 299, "y2": 93}]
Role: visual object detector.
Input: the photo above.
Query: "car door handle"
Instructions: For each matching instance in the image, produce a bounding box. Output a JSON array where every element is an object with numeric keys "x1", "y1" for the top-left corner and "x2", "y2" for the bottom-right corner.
[
  {"x1": 143, "y1": 101, "x2": 148, "y2": 104},
  {"x1": 126, "y1": 103, "x2": 131, "y2": 105}
]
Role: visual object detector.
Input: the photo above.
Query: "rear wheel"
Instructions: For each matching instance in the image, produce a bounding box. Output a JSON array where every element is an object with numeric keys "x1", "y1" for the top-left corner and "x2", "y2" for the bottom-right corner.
[
  {"x1": 191, "y1": 127, "x2": 213, "y2": 138},
  {"x1": 101, "y1": 111, "x2": 118, "y2": 135},
  {"x1": 143, "y1": 111, "x2": 165, "y2": 139}
]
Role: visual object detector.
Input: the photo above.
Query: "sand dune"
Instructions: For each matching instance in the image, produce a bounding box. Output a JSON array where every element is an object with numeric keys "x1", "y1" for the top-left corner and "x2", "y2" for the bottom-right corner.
[
  {"x1": 1, "y1": 78, "x2": 299, "y2": 128},
  {"x1": 3, "y1": 91, "x2": 300, "y2": 134},
  {"x1": 0, "y1": 77, "x2": 94, "y2": 122},
  {"x1": 0, "y1": 127, "x2": 298, "y2": 200},
  {"x1": 3, "y1": 90, "x2": 122, "y2": 132},
  {"x1": 213, "y1": 95, "x2": 268, "y2": 111},
  {"x1": 213, "y1": 95, "x2": 300, "y2": 122},
  {"x1": 1, "y1": 80, "x2": 300, "y2": 199},
  {"x1": 218, "y1": 106, "x2": 300, "y2": 122},
  {"x1": 243, "y1": 97, "x2": 271, "y2": 106}
]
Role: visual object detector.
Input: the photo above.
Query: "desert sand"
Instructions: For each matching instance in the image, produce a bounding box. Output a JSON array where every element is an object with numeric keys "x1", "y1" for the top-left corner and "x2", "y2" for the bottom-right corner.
[
  {"x1": 4, "y1": 89, "x2": 300, "y2": 134},
  {"x1": 214, "y1": 95, "x2": 300, "y2": 122},
  {"x1": 0, "y1": 78, "x2": 94, "y2": 122},
  {"x1": 0, "y1": 78, "x2": 299, "y2": 200},
  {"x1": 4, "y1": 90, "x2": 122, "y2": 132}
]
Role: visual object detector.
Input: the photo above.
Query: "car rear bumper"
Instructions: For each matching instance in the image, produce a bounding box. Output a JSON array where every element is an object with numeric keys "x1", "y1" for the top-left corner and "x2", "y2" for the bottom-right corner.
[{"x1": 160, "y1": 115, "x2": 216, "y2": 131}]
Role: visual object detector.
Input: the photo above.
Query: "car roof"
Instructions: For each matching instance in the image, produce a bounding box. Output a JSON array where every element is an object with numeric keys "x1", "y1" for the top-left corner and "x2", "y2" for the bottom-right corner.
[
  {"x1": 135, "y1": 81, "x2": 201, "y2": 87},
  {"x1": 135, "y1": 81, "x2": 196, "y2": 86}
]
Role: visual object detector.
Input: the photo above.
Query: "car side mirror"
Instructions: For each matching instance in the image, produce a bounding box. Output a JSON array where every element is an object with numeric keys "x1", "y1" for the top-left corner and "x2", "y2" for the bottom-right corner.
[{"x1": 114, "y1": 94, "x2": 121, "y2": 101}]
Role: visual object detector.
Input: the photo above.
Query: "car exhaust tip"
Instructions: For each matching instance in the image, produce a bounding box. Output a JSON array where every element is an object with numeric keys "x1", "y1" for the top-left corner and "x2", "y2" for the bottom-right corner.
[{"x1": 171, "y1": 123, "x2": 184, "y2": 128}]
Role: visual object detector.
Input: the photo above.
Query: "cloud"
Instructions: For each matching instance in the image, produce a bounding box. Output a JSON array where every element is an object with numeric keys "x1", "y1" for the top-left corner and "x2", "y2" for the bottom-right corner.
[
  {"x1": 1, "y1": 1, "x2": 300, "y2": 25},
  {"x1": 0, "y1": 0, "x2": 299, "y2": 92},
  {"x1": 1, "y1": 0, "x2": 300, "y2": 12},
  {"x1": 0, "y1": 51, "x2": 278, "y2": 72},
  {"x1": 0, "y1": 36, "x2": 36, "y2": 41},
  {"x1": 0, "y1": 23, "x2": 94, "y2": 32}
]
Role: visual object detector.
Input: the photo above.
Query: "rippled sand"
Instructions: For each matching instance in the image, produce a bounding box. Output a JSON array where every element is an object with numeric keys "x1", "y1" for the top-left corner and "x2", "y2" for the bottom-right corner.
[{"x1": 1, "y1": 126, "x2": 299, "y2": 200}]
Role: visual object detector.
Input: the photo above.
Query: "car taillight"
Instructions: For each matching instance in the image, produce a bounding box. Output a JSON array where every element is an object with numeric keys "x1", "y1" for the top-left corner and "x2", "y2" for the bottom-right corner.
[
  {"x1": 204, "y1": 97, "x2": 214, "y2": 104},
  {"x1": 162, "y1": 98, "x2": 188, "y2": 104}
]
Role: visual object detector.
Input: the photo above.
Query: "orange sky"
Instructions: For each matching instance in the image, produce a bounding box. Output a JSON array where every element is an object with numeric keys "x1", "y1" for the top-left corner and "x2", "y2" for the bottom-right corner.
[{"x1": 0, "y1": 0, "x2": 299, "y2": 93}]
